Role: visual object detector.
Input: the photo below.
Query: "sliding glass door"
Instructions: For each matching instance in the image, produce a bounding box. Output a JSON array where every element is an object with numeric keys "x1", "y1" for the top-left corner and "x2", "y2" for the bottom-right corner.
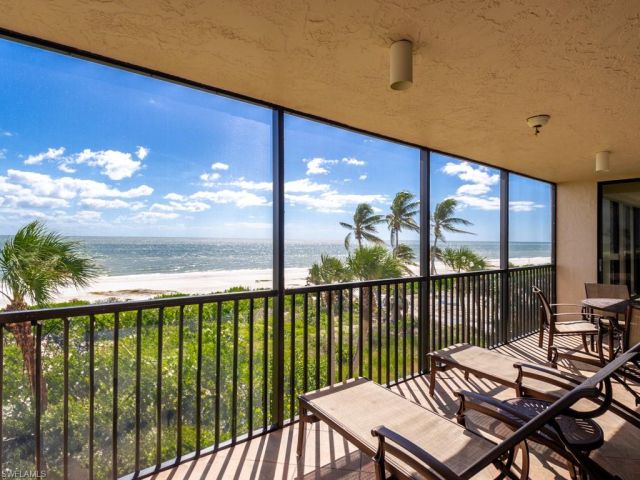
[{"x1": 599, "y1": 180, "x2": 640, "y2": 294}]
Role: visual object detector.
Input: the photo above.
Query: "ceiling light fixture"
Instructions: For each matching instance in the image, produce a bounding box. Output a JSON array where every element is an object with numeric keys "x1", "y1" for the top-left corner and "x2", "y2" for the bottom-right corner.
[
  {"x1": 390, "y1": 40, "x2": 413, "y2": 91},
  {"x1": 526, "y1": 114, "x2": 550, "y2": 135},
  {"x1": 596, "y1": 151, "x2": 610, "y2": 173}
]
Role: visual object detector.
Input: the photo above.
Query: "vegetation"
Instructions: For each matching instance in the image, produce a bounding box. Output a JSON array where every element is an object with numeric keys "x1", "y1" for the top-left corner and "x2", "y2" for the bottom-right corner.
[
  {"x1": 386, "y1": 191, "x2": 419, "y2": 248},
  {"x1": 339, "y1": 203, "x2": 385, "y2": 250},
  {"x1": 0, "y1": 193, "x2": 508, "y2": 478},
  {"x1": 440, "y1": 246, "x2": 488, "y2": 273},
  {"x1": 1, "y1": 221, "x2": 99, "y2": 407},
  {"x1": 430, "y1": 198, "x2": 473, "y2": 274}
]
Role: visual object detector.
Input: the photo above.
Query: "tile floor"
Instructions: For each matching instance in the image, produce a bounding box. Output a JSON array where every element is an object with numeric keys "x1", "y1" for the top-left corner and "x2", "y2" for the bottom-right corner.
[{"x1": 152, "y1": 335, "x2": 640, "y2": 479}]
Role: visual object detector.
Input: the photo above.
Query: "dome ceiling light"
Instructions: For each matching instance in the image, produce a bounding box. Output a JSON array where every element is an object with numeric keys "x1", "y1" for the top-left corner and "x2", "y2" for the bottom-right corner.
[{"x1": 526, "y1": 114, "x2": 551, "y2": 135}]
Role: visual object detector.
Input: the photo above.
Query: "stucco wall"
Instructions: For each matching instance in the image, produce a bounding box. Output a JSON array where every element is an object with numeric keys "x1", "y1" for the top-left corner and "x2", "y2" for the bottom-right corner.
[{"x1": 556, "y1": 181, "x2": 597, "y2": 303}]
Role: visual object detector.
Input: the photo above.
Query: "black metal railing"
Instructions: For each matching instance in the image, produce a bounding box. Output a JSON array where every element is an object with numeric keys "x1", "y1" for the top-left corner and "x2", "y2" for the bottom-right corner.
[{"x1": 0, "y1": 265, "x2": 553, "y2": 479}]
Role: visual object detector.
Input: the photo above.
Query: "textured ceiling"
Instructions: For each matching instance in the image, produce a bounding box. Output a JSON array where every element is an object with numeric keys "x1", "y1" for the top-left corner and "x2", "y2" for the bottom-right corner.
[{"x1": 1, "y1": 0, "x2": 640, "y2": 183}]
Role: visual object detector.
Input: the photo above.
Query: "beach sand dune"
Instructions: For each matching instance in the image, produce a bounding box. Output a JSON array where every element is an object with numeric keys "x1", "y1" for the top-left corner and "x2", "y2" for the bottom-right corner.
[{"x1": 7, "y1": 257, "x2": 550, "y2": 307}]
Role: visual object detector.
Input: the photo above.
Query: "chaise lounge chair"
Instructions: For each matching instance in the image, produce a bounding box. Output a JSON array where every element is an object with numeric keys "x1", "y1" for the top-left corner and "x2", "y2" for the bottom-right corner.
[
  {"x1": 428, "y1": 342, "x2": 640, "y2": 429},
  {"x1": 297, "y1": 345, "x2": 640, "y2": 480},
  {"x1": 427, "y1": 342, "x2": 574, "y2": 398}
]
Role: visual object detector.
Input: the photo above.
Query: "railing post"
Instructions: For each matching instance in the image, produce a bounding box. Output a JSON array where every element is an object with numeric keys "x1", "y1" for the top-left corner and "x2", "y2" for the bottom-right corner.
[
  {"x1": 419, "y1": 148, "x2": 430, "y2": 372},
  {"x1": 272, "y1": 108, "x2": 285, "y2": 427},
  {"x1": 500, "y1": 171, "x2": 510, "y2": 345}
]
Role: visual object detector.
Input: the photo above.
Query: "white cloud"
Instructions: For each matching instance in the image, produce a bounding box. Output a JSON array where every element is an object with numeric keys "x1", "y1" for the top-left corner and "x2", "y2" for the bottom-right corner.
[
  {"x1": 223, "y1": 178, "x2": 273, "y2": 191},
  {"x1": 0, "y1": 176, "x2": 70, "y2": 209},
  {"x1": 6, "y1": 169, "x2": 153, "y2": 200},
  {"x1": 191, "y1": 189, "x2": 270, "y2": 208},
  {"x1": 131, "y1": 211, "x2": 180, "y2": 222},
  {"x1": 75, "y1": 149, "x2": 142, "y2": 180},
  {"x1": 359, "y1": 174, "x2": 367, "y2": 181},
  {"x1": 0, "y1": 148, "x2": 6, "y2": 160},
  {"x1": 150, "y1": 200, "x2": 210, "y2": 213},
  {"x1": 136, "y1": 146, "x2": 149, "y2": 160},
  {"x1": 342, "y1": 157, "x2": 365, "y2": 166},
  {"x1": 443, "y1": 161, "x2": 502, "y2": 210},
  {"x1": 164, "y1": 193, "x2": 185, "y2": 201},
  {"x1": 24, "y1": 146, "x2": 147, "y2": 180},
  {"x1": 1, "y1": 130, "x2": 13, "y2": 137},
  {"x1": 79, "y1": 198, "x2": 145, "y2": 210},
  {"x1": 24, "y1": 147, "x2": 66, "y2": 165},
  {"x1": 456, "y1": 183, "x2": 491, "y2": 196},
  {"x1": 452, "y1": 195, "x2": 500, "y2": 210},
  {"x1": 69, "y1": 210, "x2": 102, "y2": 223},
  {"x1": 211, "y1": 162, "x2": 229, "y2": 171},
  {"x1": 442, "y1": 161, "x2": 499, "y2": 187},
  {"x1": 285, "y1": 191, "x2": 387, "y2": 214},
  {"x1": 200, "y1": 172, "x2": 221, "y2": 185},
  {"x1": 284, "y1": 178, "x2": 330, "y2": 193},
  {"x1": 305, "y1": 157, "x2": 338, "y2": 175},
  {"x1": 509, "y1": 201, "x2": 544, "y2": 212},
  {"x1": 58, "y1": 163, "x2": 76, "y2": 174}
]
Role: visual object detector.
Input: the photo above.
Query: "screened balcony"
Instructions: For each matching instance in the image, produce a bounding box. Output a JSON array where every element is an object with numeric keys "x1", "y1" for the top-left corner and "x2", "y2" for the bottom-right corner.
[{"x1": 0, "y1": 1, "x2": 639, "y2": 479}]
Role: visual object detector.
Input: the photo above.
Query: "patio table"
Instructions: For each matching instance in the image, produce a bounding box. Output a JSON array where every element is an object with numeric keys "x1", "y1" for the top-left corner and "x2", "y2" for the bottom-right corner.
[
  {"x1": 582, "y1": 297, "x2": 629, "y2": 314},
  {"x1": 582, "y1": 297, "x2": 636, "y2": 361}
]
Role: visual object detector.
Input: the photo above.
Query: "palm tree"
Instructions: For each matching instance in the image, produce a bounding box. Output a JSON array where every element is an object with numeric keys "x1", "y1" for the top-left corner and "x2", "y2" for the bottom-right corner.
[
  {"x1": 392, "y1": 243, "x2": 417, "y2": 275},
  {"x1": 347, "y1": 245, "x2": 404, "y2": 281},
  {"x1": 1, "y1": 221, "x2": 100, "y2": 407},
  {"x1": 340, "y1": 203, "x2": 385, "y2": 250},
  {"x1": 307, "y1": 254, "x2": 351, "y2": 286},
  {"x1": 430, "y1": 198, "x2": 473, "y2": 274},
  {"x1": 346, "y1": 245, "x2": 404, "y2": 374},
  {"x1": 440, "y1": 246, "x2": 488, "y2": 273},
  {"x1": 386, "y1": 191, "x2": 419, "y2": 248}
]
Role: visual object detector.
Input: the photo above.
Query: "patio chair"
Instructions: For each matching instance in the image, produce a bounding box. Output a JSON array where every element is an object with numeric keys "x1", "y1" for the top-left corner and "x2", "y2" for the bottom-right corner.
[
  {"x1": 585, "y1": 283, "x2": 629, "y2": 357},
  {"x1": 297, "y1": 345, "x2": 640, "y2": 480},
  {"x1": 533, "y1": 286, "x2": 602, "y2": 361},
  {"x1": 428, "y1": 342, "x2": 640, "y2": 430},
  {"x1": 585, "y1": 283, "x2": 630, "y2": 302},
  {"x1": 428, "y1": 343, "x2": 579, "y2": 398}
]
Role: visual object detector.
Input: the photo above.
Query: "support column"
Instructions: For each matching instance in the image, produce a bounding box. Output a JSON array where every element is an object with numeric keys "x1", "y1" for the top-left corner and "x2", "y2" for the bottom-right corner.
[{"x1": 272, "y1": 108, "x2": 285, "y2": 426}]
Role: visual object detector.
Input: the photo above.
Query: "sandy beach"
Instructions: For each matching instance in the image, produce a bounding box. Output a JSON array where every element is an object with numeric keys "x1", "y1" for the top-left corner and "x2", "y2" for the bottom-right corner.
[{"x1": 29, "y1": 256, "x2": 552, "y2": 306}]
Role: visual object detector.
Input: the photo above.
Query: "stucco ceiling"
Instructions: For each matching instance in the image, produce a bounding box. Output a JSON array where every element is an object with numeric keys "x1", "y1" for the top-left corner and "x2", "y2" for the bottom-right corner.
[{"x1": 1, "y1": 0, "x2": 639, "y2": 183}]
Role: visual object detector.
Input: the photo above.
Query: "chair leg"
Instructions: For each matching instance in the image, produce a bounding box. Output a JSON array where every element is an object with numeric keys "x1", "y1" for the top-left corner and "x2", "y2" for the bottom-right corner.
[
  {"x1": 429, "y1": 356, "x2": 437, "y2": 397},
  {"x1": 538, "y1": 324, "x2": 544, "y2": 348},
  {"x1": 547, "y1": 330, "x2": 554, "y2": 361},
  {"x1": 296, "y1": 403, "x2": 307, "y2": 458},
  {"x1": 608, "y1": 329, "x2": 615, "y2": 362},
  {"x1": 581, "y1": 333, "x2": 589, "y2": 353},
  {"x1": 518, "y1": 440, "x2": 530, "y2": 480}
]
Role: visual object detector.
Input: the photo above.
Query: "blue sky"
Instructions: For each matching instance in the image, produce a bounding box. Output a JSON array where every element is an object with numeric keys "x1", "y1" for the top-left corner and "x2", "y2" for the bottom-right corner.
[{"x1": 0, "y1": 38, "x2": 551, "y2": 244}]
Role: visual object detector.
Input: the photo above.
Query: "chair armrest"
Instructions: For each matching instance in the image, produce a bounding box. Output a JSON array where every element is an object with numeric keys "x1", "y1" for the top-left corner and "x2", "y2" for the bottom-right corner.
[
  {"x1": 456, "y1": 390, "x2": 559, "y2": 445},
  {"x1": 550, "y1": 303, "x2": 582, "y2": 307},
  {"x1": 597, "y1": 316, "x2": 621, "y2": 330},
  {"x1": 456, "y1": 390, "x2": 532, "y2": 425},
  {"x1": 371, "y1": 425, "x2": 460, "y2": 480},
  {"x1": 514, "y1": 362, "x2": 583, "y2": 393},
  {"x1": 554, "y1": 312, "x2": 604, "y2": 318}
]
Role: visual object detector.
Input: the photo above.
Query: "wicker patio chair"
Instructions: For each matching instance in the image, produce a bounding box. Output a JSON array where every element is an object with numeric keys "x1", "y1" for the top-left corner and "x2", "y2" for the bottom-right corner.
[{"x1": 534, "y1": 286, "x2": 603, "y2": 361}]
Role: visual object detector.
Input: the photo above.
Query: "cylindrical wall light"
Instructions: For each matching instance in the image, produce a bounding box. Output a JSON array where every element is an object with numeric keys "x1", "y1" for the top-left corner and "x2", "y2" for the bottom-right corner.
[
  {"x1": 390, "y1": 40, "x2": 413, "y2": 90},
  {"x1": 596, "y1": 151, "x2": 610, "y2": 173}
]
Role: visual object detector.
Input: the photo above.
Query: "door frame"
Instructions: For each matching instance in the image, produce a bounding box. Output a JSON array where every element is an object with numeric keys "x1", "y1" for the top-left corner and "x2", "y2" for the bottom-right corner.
[{"x1": 597, "y1": 177, "x2": 640, "y2": 284}]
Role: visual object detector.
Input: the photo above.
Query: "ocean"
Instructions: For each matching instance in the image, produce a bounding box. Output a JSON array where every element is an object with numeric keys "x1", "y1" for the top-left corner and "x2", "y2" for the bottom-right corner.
[{"x1": 0, "y1": 236, "x2": 551, "y2": 277}]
